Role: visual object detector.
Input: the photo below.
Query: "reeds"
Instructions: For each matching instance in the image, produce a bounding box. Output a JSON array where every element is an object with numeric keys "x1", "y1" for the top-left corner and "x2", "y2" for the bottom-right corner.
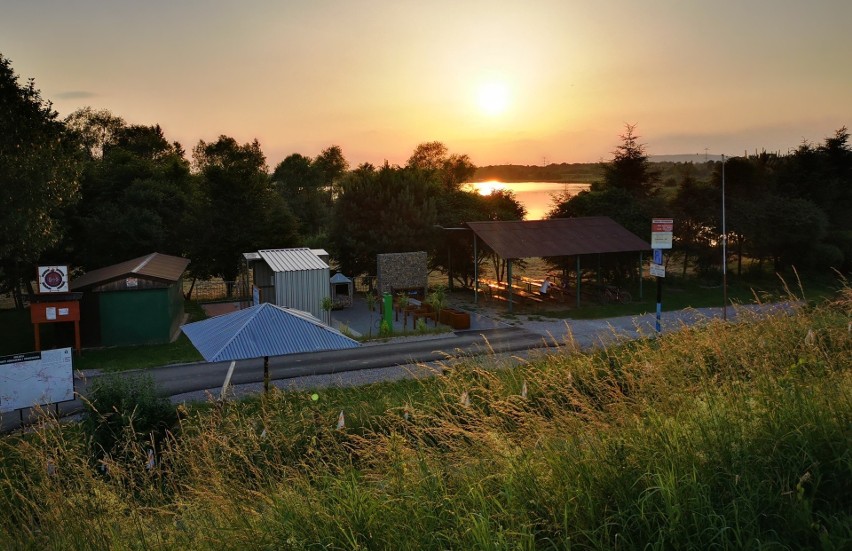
[{"x1": 1, "y1": 286, "x2": 850, "y2": 549}]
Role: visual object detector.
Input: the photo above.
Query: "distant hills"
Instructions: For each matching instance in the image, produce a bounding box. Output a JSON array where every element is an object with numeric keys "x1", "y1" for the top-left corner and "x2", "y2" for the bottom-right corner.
[{"x1": 474, "y1": 156, "x2": 721, "y2": 183}]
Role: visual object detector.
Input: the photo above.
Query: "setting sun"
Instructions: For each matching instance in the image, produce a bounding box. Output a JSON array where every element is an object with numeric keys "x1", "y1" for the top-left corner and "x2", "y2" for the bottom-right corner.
[{"x1": 476, "y1": 82, "x2": 510, "y2": 116}]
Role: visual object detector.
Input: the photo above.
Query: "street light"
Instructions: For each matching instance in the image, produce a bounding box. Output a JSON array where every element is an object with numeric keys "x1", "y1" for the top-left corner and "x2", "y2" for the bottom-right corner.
[{"x1": 721, "y1": 154, "x2": 728, "y2": 321}]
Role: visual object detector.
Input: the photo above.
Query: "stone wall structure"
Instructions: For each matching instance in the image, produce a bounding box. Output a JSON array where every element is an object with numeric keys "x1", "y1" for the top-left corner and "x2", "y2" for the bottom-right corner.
[{"x1": 376, "y1": 251, "x2": 428, "y2": 296}]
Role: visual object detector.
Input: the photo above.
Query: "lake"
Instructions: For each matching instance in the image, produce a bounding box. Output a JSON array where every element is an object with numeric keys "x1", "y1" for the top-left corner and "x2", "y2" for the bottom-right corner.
[{"x1": 465, "y1": 181, "x2": 590, "y2": 220}]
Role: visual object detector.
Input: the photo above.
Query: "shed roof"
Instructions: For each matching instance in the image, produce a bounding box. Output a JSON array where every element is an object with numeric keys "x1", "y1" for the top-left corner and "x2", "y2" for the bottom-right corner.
[
  {"x1": 258, "y1": 248, "x2": 329, "y2": 273},
  {"x1": 180, "y1": 302, "x2": 358, "y2": 362},
  {"x1": 466, "y1": 217, "x2": 651, "y2": 259},
  {"x1": 71, "y1": 252, "x2": 190, "y2": 291}
]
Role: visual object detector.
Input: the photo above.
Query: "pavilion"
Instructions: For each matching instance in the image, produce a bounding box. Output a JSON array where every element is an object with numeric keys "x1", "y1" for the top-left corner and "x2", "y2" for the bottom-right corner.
[{"x1": 466, "y1": 217, "x2": 652, "y2": 311}]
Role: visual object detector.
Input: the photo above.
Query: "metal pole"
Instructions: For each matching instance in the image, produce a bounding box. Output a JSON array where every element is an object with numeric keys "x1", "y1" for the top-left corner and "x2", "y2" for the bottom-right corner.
[
  {"x1": 507, "y1": 259, "x2": 513, "y2": 313},
  {"x1": 655, "y1": 275, "x2": 663, "y2": 333},
  {"x1": 638, "y1": 252, "x2": 644, "y2": 300},
  {"x1": 576, "y1": 256, "x2": 581, "y2": 308},
  {"x1": 263, "y1": 356, "x2": 270, "y2": 393},
  {"x1": 473, "y1": 234, "x2": 478, "y2": 304},
  {"x1": 722, "y1": 154, "x2": 728, "y2": 321}
]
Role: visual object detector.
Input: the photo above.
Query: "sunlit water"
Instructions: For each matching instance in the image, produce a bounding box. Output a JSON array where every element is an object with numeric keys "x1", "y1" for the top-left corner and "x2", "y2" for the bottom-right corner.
[{"x1": 465, "y1": 181, "x2": 590, "y2": 220}]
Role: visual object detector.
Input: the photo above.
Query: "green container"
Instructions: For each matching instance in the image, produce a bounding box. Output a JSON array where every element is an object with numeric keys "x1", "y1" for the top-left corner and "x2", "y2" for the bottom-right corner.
[{"x1": 382, "y1": 293, "x2": 393, "y2": 333}]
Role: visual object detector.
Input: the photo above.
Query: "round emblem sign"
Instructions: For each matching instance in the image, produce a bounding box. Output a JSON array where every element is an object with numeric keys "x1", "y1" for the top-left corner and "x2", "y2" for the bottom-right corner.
[{"x1": 42, "y1": 268, "x2": 66, "y2": 290}]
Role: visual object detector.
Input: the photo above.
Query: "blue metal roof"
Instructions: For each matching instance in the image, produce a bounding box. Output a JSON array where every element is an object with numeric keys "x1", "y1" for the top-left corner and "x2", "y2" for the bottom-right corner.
[{"x1": 180, "y1": 303, "x2": 359, "y2": 362}]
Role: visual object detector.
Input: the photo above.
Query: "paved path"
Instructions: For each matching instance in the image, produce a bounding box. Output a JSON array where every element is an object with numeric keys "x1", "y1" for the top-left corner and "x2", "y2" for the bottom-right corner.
[{"x1": 1, "y1": 303, "x2": 791, "y2": 432}]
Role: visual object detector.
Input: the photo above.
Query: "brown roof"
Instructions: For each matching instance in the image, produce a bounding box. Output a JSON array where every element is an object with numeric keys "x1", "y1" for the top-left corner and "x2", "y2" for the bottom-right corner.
[
  {"x1": 466, "y1": 217, "x2": 651, "y2": 259},
  {"x1": 71, "y1": 252, "x2": 190, "y2": 291}
]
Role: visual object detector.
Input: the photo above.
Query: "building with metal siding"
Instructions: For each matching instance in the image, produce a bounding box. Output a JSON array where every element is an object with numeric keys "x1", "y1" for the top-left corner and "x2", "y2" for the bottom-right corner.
[
  {"x1": 70, "y1": 253, "x2": 189, "y2": 347},
  {"x1": 249, "y1": 248, "x2": 331, "y2": 323}
]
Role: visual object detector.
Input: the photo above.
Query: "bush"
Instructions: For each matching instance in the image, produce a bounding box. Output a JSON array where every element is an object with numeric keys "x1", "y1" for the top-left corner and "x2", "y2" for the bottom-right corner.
[{"x1": 81, "y1": 374, "x2": 178, "y2": 461}]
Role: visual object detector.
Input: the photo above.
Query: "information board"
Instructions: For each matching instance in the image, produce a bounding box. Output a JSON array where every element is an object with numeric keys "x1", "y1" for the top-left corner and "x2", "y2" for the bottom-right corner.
[
  {"x1": 0, "y1": 348, "x2": 74, "y2": 413},
  {"x1": 651, "y1": 218, "x2": 674, "y2": 249}
]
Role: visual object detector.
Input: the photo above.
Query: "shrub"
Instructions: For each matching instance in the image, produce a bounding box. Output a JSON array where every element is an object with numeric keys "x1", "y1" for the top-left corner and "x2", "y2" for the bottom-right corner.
[{"x1": 81, "y1": 374, "x2": 178, "y2": 461}]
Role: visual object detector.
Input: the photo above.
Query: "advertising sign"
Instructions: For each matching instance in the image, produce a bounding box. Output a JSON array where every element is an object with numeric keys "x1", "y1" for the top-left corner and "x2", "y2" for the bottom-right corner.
[{"x1": 38, "y1": 266, "x2": 69, "y2": 293}]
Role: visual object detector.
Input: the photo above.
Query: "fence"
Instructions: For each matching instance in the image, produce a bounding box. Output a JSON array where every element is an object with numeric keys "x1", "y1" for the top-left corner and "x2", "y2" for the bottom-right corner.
[{"x1": 183, "y1": 279, "x2": 250, "y2": 303}]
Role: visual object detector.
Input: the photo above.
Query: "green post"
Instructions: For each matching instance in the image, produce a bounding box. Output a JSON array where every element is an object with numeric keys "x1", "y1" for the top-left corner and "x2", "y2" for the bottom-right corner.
[{"x1": 382, "y1": 293, "x2": 393, "y2": 333}]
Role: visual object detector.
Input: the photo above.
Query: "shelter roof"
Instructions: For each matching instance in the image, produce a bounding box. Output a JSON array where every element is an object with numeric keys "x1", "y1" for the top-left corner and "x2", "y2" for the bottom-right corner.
[
  {"x1": 71, "y1": 252, "x2": 190, "y2": 291},
  {"x1": 466, "y1": 217, "x2": 651, "y2": 259},
  {"x1": 257, "y1": 248, "x2": 329, "y2": 272},
  {"x1": 180, "y1": 302, "x2": 358, "y2": 362},
  {"x1": 330, "y1": 273, "x2": 352, "y2": 284}
]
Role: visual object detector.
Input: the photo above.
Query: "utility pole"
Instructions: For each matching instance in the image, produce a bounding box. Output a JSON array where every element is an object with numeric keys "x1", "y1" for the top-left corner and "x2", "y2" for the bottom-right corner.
[{"x1": 721, "y1": 154, "x2": 728, "y2": 321}]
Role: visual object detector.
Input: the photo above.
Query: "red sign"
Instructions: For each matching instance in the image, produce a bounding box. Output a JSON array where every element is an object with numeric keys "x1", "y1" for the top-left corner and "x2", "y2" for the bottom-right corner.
[{"x1": 652, "y1": 219, "x2": 674, "y2": 232}]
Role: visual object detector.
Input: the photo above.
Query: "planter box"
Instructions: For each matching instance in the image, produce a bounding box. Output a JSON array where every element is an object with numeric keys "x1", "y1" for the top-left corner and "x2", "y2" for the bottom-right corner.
[{"x1": 439, "y1": 308, "x2": 471, "y2": 330}]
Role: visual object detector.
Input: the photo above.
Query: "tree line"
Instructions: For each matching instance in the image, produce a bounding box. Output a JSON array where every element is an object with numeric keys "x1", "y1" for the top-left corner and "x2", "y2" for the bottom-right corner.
[
  {"x1": 2, "y1": 53, "x2": 849, "y2": 308},
  {"x1": 1, "y1": 54, "x2": 528, "y2": 307}
]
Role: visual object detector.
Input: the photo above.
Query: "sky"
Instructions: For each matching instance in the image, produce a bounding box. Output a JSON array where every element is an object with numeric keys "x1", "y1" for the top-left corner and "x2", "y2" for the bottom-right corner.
[{"x1": 3, "y1": 0, "x2": 851, "y2": 169}]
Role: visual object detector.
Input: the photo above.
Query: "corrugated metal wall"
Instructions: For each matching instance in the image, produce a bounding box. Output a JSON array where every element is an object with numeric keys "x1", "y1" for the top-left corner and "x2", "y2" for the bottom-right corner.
[{"x1": 274, "y1": 266, "x2": 330, "y2": 322}]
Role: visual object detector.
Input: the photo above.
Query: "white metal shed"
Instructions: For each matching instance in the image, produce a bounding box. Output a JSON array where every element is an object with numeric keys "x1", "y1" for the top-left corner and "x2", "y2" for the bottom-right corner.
[{"x1": 250, "y1": 248, "x2": 330, "y2": 322}]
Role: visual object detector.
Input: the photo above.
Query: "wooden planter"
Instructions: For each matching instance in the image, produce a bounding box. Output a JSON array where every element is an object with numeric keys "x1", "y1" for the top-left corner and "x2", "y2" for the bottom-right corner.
[{"x1": 438, "y1": 308, "x2": 471, "y2": 330}]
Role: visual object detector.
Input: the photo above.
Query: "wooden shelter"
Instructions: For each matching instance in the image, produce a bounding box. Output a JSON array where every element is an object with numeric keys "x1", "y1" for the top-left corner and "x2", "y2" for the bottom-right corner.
[{"x1": 466, "y1": 217, "x2": 651, "y2": 311}]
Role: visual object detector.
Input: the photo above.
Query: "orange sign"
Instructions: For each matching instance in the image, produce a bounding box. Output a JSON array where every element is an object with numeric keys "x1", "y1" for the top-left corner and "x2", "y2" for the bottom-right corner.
[{"x1": 30, "y1": 301, "x2": 80, "y2": 324}]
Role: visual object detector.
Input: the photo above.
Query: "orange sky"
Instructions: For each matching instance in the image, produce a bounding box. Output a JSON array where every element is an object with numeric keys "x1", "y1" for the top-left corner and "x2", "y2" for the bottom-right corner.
[{"x1": 3, "y1": 1, "x2": 850, "y2": 168}]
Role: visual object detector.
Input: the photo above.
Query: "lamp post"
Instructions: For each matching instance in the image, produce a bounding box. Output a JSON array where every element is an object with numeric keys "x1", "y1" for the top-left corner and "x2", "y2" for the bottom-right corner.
[{"x1": 721, "y1": 154, "x2": 728, "y2": 321}]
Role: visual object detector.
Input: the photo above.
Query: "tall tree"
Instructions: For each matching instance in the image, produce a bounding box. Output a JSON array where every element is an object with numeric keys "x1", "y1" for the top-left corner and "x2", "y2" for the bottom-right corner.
[
  {"x1": 0, "y1": 54, "x2": 82, "y2": 306},
  {"x1": 192, "y1": 136, "x2": 297, "y2": 287},
  {"x1": 65, "y1": 107, "x2": 126, "y2": 159},
  {"x1": 69, "y1": 123, "x2": 194, "y2": 269},
  {"x1": 271, "y1": 153, "x2": 324, "y2": 237},
  {"x1": 600, "y1": 123, "x2": 659, "y2": 198},
  {"x1": 329, "y1": 164, "x2": 437, "y2": 277},
  {"x1": 407, "y1": 141, "x2": 475, "y2": 191}
]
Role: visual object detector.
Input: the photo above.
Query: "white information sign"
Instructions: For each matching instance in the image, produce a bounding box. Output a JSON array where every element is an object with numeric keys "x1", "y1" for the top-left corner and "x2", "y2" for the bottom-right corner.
[
  {"x1": 0, "y1": 348, "x2": 74, "y2": 413},
  {"x1": 649, "y1": 263, "x2": 666, "y2": 278},
  {"x1": 651, "y1": 219, "x2": 674, "y2": 250}
]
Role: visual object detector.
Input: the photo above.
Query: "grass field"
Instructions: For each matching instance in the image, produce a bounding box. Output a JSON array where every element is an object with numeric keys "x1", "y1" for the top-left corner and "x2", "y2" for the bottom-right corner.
[{"x1": 1, "y1": 284, "x2": 850, "y2": 549}]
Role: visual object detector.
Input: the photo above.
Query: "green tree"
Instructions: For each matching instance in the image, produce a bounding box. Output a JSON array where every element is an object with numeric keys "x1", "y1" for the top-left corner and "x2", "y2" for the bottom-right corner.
[
  {"x1": 271, "y1": 153, "x2": 324, "y2": 236},
  {"x1": 69, "y1": 122, "x2": 195, "y2": 269},
  {"x1": 330, "y1": 163, "x2": 437, "y2": 277},
  {"x1": 314, "y1": 144, "x2": 349, "y2": 198},
  {"x1": 0, "y1": 54, "x2": 82, "y2": 307},
  {"x1": 65, "y1": 107, "x2": 126, "y2": 159},
  {"x1": 671, "y1": 171, "x2": 718, "y2": 276},
  {"x1": 192, "y1": 136, "x2": 298, "y2": 289},
  {"x1": 600, "y1": 123, "x2": 660, "y2": 198},
  {"x1": 407, "y1": 141, "x2": 475, "y2": 191}
]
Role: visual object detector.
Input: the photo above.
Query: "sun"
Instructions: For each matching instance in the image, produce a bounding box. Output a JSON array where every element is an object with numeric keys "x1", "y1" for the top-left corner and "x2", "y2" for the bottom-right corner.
[{"x1": 476, "y1": 81, "x2": 510, "y2": 116}]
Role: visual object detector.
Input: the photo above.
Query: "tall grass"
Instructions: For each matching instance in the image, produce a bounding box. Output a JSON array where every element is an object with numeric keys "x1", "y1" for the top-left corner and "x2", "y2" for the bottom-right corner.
[{"x1": 1, "y1": 287, "x2": 850, "y2": 549}]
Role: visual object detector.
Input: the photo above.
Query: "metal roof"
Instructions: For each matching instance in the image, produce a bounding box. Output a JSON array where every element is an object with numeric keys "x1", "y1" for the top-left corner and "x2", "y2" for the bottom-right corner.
[
  {"x1": 258, "y1": 248, "x2": 329, "y2": 273},
  {"x1": 71, "y1": 252, "x2": 190, "y2": 291},
  {"x1": 180, "y1": 302, "x2": 359, "y2": 362},
  {"x1": 329, "y1": 273, "x2": 352, "y2": 284},
  {"x1": 466, "y1": 217, "x2": 651, "y2": 259}
]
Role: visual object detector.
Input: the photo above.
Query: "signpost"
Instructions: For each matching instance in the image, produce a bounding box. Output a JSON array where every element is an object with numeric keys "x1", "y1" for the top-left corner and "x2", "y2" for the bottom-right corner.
[{"x1": 650, "y1": 219, "x2": 673, "y2": 334}]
